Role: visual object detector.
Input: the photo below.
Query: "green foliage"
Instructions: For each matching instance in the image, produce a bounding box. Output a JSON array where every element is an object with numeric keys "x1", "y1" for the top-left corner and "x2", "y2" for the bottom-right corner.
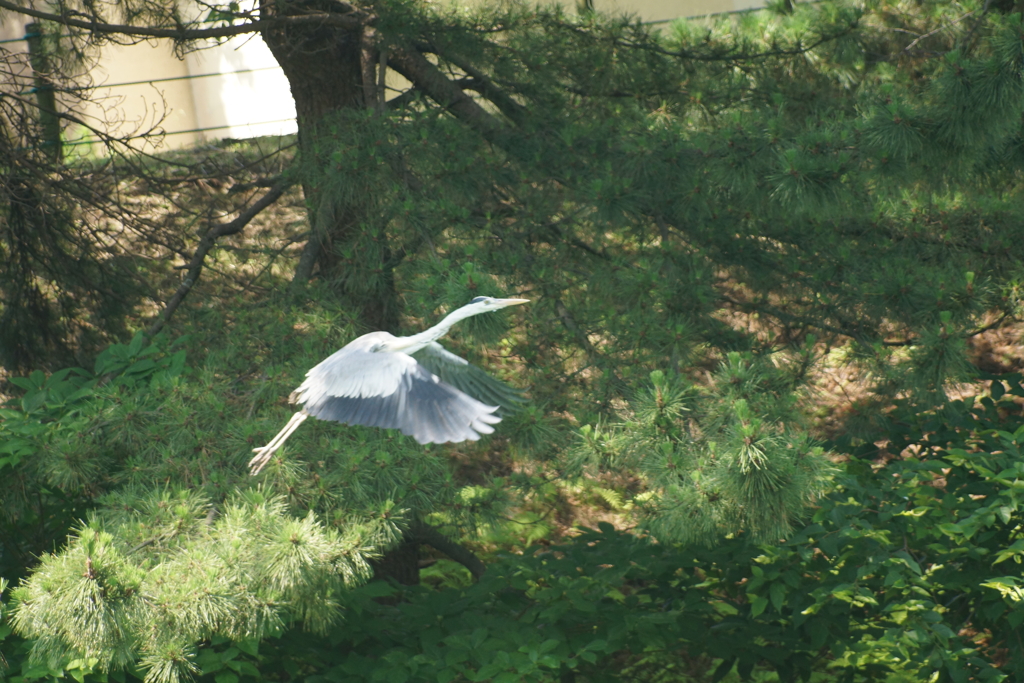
[
  {"x1": 0, "y1": 304, "x2": 526, "y2": 683},
  {"x1": 11, "y1": 491, "x2": 378, "y2": 683},
  {"x1": 821, "y1": 377, "x2": 1024, "y2": 678},
  {"x1": 237, "y1": 375, "x2": 1024, "y2": 683},
  {"x1": 7, "y1": 0, "x2": 1024, "y2": 680},
  {"x1": 272, "y1": 0, "x2": 1024, "y2": 425},
  {"x1": 0, "y1": 334, "x2": 188, "y2": 582},
  {"x1": 571, "y1": 357, "x2": 834, "y2": 544}
]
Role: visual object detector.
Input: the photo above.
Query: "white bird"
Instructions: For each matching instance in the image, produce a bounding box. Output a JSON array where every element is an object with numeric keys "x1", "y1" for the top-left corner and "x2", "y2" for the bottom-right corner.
[{"x1": 249, "y1": 296, "x2": 529, "y2": 475}]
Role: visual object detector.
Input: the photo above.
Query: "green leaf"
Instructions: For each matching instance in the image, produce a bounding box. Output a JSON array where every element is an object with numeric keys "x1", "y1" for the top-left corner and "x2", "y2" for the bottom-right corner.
[
  {"x1": 711, "y1": 658, "x2": 735, "y2": 683},
  {"x1": 750, "y1": 595, "x2": 769, "y2": 618},
  {"x1": 234, "y1": 639, "x2": 258, "y2": 657},
  {"x1": 128, "y1": 333, "x2": 144, "y2": 357},
  {"x1": 8, "y1": 377, "x2": 34, "y2": 391},
  {"x1": 994, "y1": 539, "x2": 1024, "y2": 564},
  {"x1": 996, "y1": 506, "x2": 1013, "y2": 524},
  {"x1": 169, "y1": 350, "x2": 187, "y2": 377},
  {"x1": 769, "y1": 582, "x2": 787, "y2": 612}
]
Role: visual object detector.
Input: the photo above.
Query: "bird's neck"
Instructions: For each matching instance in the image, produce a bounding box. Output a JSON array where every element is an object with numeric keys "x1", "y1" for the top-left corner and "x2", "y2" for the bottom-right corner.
[{"x1": 396, "y1": 307, "x2": 478, "y2": 354}]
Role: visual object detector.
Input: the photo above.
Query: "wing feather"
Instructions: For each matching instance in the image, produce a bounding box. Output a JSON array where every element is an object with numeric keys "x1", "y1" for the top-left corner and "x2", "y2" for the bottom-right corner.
[
  {"x1": 290, "y1": 335, "x2": 407, "y2": 406},
  {"x1": 411, "y1": 342, "x2": 525, "y2": 415},
  {"x1": 294, "y1": 344, "x2": 500, "y2": 444}
]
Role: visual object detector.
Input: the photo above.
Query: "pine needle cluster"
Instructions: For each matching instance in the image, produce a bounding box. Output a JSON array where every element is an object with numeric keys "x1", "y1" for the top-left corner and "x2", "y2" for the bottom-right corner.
[
  {"x1": 570, "y1": 355, "x2": 834, "y2": 545},
  {"x1": 11, "y1": 490, "x2": 377, "y2": 683}
]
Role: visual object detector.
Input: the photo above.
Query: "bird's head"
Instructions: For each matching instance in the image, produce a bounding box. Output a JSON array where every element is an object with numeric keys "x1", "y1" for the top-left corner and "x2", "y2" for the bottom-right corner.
[
  {"x1": 468, "y1": 296, "x2": 530, "y2": 311},
  {"x1": 401, "y1": 295, "x2": 530, "y2": 349}
]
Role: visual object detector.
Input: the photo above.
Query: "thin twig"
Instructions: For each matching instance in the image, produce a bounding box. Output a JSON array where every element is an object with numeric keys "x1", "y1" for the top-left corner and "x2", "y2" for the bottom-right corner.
[{"x1": 903, "y1": 11, "x2": 975, "y2": 53}]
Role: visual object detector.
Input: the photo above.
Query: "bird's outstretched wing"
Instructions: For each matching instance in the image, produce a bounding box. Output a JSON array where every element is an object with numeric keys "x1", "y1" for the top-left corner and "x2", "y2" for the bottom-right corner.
[
  {"x1": 290, "y1": 346, "x2": 500, "y2": 445},
  {"x1": 412, "y1": 342, "x2": 526, "y2": 416}
]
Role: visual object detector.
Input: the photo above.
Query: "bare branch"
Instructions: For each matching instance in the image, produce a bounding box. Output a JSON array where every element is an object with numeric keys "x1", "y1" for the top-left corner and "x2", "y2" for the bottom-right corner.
[
  {"x1": 903, "y1": 10, "x2": 975, "y2": 53},
  {"x1": 147, "y1": 181, "x2": 293, "y2": 338}
]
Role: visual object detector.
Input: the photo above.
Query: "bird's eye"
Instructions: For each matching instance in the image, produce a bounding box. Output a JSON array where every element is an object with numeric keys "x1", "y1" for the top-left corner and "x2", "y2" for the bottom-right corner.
[{"x1": 470, "y1": 296, "x2": 488, "y2": 304}]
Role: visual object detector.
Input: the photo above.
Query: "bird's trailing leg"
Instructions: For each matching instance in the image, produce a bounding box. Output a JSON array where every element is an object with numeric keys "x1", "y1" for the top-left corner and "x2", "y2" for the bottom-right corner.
[{"x1": 249, "y1": 410, "x2": 309, "y2": 475}]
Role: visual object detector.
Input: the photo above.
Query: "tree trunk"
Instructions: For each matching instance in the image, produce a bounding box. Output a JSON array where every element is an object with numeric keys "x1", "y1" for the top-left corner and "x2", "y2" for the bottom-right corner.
[
  {"x1": 260, "y1": 0, "x2": 413, "y2": 583},
  {"x1": 260, "y1": 0, "x2": 398, "y2": 332}
]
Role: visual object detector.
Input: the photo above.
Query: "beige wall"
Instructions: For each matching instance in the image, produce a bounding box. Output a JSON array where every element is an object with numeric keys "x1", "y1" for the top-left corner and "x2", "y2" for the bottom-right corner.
[
  {"x1": 82, "y1": 36, "x2": 298, "y2": 151},
  {"x1": 0, "y1": 13, "x2": 296, "y2": 152},
  {"x1": 182, "y1": 38, "x2": 297, "y2": 141},
  {"x1": 84, "y1": 41, "x2": 201, "y2": 150}
]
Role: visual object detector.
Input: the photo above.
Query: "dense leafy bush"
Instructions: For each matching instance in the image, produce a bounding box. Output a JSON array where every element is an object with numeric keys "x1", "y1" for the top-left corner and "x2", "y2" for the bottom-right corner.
[
  {"x1": 237, "y1": 374, "x2": 1024, "y2": 683},
  {"x1": 0, "y1": 334, "x2": 188, "y2": 582}
]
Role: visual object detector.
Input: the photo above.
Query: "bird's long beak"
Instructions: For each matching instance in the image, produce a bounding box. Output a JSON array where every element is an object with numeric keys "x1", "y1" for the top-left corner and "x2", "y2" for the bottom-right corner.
[{"x1": 495, "y1": 298, "x2": 530, "y2": 308}]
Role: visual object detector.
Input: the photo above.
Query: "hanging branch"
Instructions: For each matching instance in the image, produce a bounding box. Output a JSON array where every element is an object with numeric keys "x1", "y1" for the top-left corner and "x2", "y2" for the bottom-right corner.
[
  {"x1": 388, "y1": 46, "x2": 505, "y2": 139},
  {"x1": 438, "y1": 52, "x2": 528, "y2": 125}
]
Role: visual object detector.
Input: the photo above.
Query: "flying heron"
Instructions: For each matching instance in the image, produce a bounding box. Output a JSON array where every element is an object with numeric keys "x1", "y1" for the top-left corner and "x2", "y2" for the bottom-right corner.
[{"x1": 249, "y1": 296, "x2": 529, "y2": 475}]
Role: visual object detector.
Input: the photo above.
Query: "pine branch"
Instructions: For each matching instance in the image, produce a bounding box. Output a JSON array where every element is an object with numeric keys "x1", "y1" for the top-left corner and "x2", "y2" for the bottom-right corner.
[
  {"x1": 387, "y1": 46, "x2": 505, "y2": 139},
  {"x1": 436, "y1": 51, "x2": 529, "y2": 125},
  {"x1": 545, "y1": 221, "x2": 616, "y2": 262},
  {"x1": 558, "y1": 18, "x2": 861, "y2": 63},
  {"x1": 554, "y1": 299, "x2": 626, "y2": 392},
  {"x1": 724, "y1": 293, "x2": 1014, "y2": 348},
  {"x1": 878, "y1": 311, "x2": 1015, "y2": 347}
]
